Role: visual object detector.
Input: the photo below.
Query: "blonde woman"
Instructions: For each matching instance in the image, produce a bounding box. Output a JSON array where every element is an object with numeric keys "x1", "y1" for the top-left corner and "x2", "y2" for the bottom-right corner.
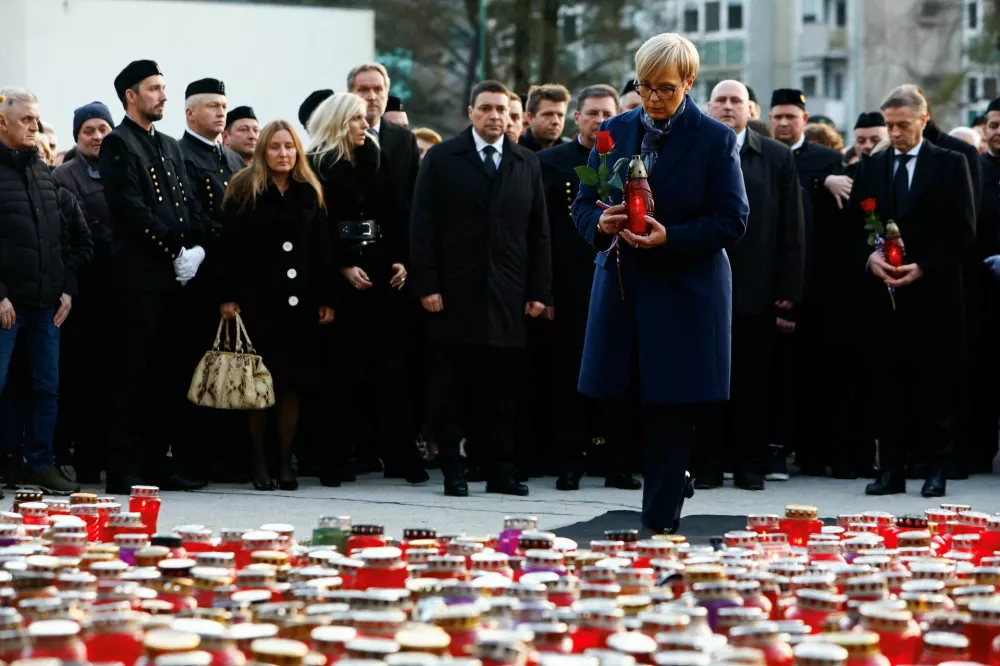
[
  {"x1": 412, "y1": 127, "x2": 442, "y2": 162},
  {"x1": 220, "y1": 120, "x2": 336, "y2": 491},
  {"x1": 308, "y1": 93, "x2": 428, "y2": 486}
]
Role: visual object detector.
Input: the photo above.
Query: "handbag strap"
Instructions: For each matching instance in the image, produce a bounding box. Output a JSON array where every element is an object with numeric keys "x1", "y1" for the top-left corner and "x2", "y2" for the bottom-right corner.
[
  {"x1": 234, "y1": 313, "x2": 257, "y2": 354},
  {"x1": 212, "y1": 318, "x2": 226, "y2": 351}
]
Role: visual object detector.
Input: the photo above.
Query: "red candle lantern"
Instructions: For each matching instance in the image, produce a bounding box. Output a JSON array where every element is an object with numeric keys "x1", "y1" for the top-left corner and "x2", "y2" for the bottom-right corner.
[
  {"x1": 129, "y1": 486, "x2": 161, "y2": 536},
  {"x1": 884, "y1": 222, "x2": 906, "y2": 268},
  {"x1": 624, "y1": 156, "x2": 653, "y2": 235}
]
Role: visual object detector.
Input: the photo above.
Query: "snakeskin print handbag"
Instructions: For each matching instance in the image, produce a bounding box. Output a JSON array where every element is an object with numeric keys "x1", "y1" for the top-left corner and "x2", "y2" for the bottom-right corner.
[{"x1": 187, "y1": 313, "x2": 275, "y2": 410}]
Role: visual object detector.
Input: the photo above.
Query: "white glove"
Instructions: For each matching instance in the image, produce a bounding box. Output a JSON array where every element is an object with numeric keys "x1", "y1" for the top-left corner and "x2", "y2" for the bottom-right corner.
[
  {"x1": 985, "y1": 255, "x2": 1000, "y2": 280},
  {"x1": 173, "y1": 245, "x2": 206, "y2": 285}
]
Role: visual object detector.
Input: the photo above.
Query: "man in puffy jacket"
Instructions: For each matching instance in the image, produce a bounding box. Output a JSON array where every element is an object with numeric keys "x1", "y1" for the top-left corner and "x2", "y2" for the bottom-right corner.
[{"x1": 0, "y1": 87, "x2": 92, "y2": 495}]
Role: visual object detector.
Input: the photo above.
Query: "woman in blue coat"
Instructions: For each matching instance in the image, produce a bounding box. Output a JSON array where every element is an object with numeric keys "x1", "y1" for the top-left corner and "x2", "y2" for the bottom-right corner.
[{"x1": 572, "y1": 33, "x2": 749, "y2": 535}]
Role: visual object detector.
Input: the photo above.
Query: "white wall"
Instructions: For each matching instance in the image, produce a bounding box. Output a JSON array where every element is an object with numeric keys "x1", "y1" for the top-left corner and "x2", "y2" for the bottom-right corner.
[{"x1": 0, "y1": 0, "x2": 375, "y2": 149}]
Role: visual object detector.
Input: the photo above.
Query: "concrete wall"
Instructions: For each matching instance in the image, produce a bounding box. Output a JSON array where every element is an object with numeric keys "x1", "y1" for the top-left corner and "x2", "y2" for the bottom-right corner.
[{"x1": 0, "y1": 0, "x2": 374, "y2": 147}]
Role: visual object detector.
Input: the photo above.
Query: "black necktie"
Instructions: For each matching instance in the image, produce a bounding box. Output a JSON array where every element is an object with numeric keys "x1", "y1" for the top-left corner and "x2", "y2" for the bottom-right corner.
[
  {"x1": 893, "y1": 154, "x2": 913, "y2": 215},
  {"x1": 482, "y1": 145, "x2": 497, "y2": 178}
]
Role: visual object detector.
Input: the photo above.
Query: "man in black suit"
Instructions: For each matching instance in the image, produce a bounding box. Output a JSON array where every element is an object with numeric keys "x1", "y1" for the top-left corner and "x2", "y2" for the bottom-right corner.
[
  {"x1": 699, "y1": 80, "x2": 804, "y2": 491},
  {"x1": 411, "y1": 80, "x2": 552, "y2": 498},
  {"x1": 848, "y1": 112, "x2": 889, "y2": 176},
  {"x1": 538, "y1": 84, "x2": 640, "y2": 492},
  {"x1": 343, "y1": 62, "x2": 426, "y2": 483},
  {"x1": 852, "y1": 85, "x2": 975, "y2": 498},
  {"x1": 768, "y1": 88, "x2": 850, "y2": 479},
  {"x1": 971, "y1": 98, "x2": 1000, "y2": 474}
]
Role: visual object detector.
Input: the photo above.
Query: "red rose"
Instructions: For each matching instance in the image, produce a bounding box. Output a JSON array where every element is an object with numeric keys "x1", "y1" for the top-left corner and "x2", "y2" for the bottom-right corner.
[
  {"x1": 861, "y1": 198, "x2": 877, "y2": 213},
  {"x1": 596, "y1": 130, "x2": 614, "y2": 154}
]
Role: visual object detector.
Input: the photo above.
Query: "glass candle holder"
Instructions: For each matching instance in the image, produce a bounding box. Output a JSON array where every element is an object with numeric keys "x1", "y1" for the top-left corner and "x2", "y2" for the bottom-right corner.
[
  {"x1": 919, "y1": 631, "x2": 969, "y2": 665},
  {"x1": 129, "y1": 485, "x2": 161, "y2": 536},
  {"x1": 346, "y1": 524, "x2": 386, "y2": 556},
  {"x1": 25, "y1": 619, "x2": 87, "y2": 661},
  {"x1": 312, "y1": 516, "x2": 352, "y2": 553},
  {"x1": 86, "y1": 610, "x2": 144, "y2": 664}
]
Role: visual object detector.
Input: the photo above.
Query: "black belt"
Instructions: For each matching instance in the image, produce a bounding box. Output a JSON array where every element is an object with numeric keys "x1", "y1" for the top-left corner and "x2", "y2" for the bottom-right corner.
[{"x1": 338, "y1": 219, "x2": 378, "y2": 244}]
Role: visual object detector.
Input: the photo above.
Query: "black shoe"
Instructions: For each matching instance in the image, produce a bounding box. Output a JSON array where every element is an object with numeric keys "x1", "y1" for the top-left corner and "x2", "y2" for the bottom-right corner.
[
  {"x1": 831, "y1": 464, "x2": 858, "y2": 480},
  {"x1": 319, "y1": 475, "x2": 341, "y2": 488},
  {"x1": 921, "y1": 470, "x2": 946, "y2": 498},
  {"x1": 694, "y1": 471, "x2": 723, "y2": 490},
  {"x1": 384, "y1": 465, "x2": 430, "y2": 484},
  {"x1": 556, "y1": 471, "x2": 581, "y2": 491},
  {"x1": 105, "y1": 475, "x2": 145, "y2": 495},
  {"x1": 865, "y1": 471, "x2": 905, "y2": 496},
  {"x1": 465, "y1": 465, "x2": 487, "y2": 483},
  {"x1": 444, "y1": 474, "x2": 469, "y2": 497},
  {"x1": 764, "y1": 445, "x2": 789, "y2": 481},
  {"x1": 605, "y1": 472, "x2": 642, "y2": 490},
  {"x1": 278, "y1": 477, "x2": 299, "y2": 491},
  {"x1": 161, "y1": 474, "x2": 208, "y2": 491},
  {"x1": 252, "y1": 479, "x2": 275, "y2": 491},
  {"x1": 734, "y1": 469, "x2": 765, "y2": 491},
  {"x1": 486, "y1": 478, "x2": 529, "y2": 496}
]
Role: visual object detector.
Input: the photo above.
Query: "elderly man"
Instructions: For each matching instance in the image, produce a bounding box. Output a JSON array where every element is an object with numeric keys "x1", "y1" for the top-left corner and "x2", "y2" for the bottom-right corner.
[
  {"x1": 222, "y1": 105, "x2": 259, "y2": 166},
  {"x1": 853, "y1": 112, "x2": 889, "y2": 156},
  {"x1": 851, "y1": 86, "x2": 975, "y2": 498},
  {"x1": 700, "y1": 79, "x2": 804, "y2": 491},
  {"x1": 99, "y1": 59, "x2": 215, "y2": 494},
  {"x1": 950, "y1": 126, "x2": 982, "y2": 152},
  {"x1": 521, "y1": 84, "x2": 571, "y2": 152},
  {"x1": 53, "y1": 101, "x2": 116, "y2": 484},
  {"x1": 0, "y1": 88, "x2": 92, "y2": 495},
  {"x1": 574, "y1": 34, "x2": 748, "y2": 535}
]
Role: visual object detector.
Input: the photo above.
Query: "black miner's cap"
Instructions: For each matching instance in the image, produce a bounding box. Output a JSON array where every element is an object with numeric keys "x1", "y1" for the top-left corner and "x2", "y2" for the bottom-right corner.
[
  {"x1": 854, "y1": 111, "x2": 886, "y2": 129},
  {"x1": 771, "y1": 88, "x2": 806, "y2": 111}
]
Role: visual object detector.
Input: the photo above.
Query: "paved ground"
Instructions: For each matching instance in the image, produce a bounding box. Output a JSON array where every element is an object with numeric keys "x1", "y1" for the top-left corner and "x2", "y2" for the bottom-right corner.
[{"x1": 63, "y1": 470, "x2": 1000, "y2": 540}]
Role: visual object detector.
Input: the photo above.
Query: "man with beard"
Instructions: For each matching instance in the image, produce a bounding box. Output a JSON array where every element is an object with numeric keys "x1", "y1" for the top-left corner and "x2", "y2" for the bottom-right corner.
[
  {"x1": 521, "y1": 84, "x2": 570, "y2": 152},
  {"x1": 99, "y1": 59, "x2": 213, "y2": 494},
  {"x1": 850, "y1": 112, "x2": 889, "y2": 175},
  {"x1": 699, "y1": 80, "x2": 804, "y2": 491},
  {"x1": 222, "y1": 106, "x2": 259, "y2": 167},
  {"x1": 53, "y1": 101, "x2": 116, "y2": 484},
  {"x1": 537, "y1": 84, "x2": 641, "y2": 492}
]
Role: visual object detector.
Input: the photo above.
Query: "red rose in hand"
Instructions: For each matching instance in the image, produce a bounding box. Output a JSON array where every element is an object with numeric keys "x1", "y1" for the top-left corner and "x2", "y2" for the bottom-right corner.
[
  {"x1": 861, "y1": 198, "x2": 877, "y2": 213},
  {"x1": 596, "y1": 130, "x2": 615, "y2": 154}
]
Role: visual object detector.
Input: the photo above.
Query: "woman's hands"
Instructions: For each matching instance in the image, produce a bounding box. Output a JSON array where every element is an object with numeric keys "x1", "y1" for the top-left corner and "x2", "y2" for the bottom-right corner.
[{"x1": 621, "y1": 216, "x2": 667, "y2": 249}]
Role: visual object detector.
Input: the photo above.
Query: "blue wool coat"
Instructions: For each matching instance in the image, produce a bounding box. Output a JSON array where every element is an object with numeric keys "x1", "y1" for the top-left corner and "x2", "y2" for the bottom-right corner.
[{"x1": 572, "y1": 98, "x2": 749, "y2": 405}]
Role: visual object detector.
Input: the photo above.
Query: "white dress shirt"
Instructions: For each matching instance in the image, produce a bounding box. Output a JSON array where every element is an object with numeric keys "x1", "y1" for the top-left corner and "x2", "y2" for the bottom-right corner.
[
  {"x1": 185, "y1": 128, "x2": 221, "y2": 149},
  {"x1": 790, "y1": 134, "x2": 805, "y2": 151},
  {"x1": 892, "y1": 139, "x2": 923, "y2": 187},
  {"x1": 472, "y1": 129, "x2": 503, "y2": 169},
  {"x1": 735, "y1": 128, "x2": 747, "y2": 152}
]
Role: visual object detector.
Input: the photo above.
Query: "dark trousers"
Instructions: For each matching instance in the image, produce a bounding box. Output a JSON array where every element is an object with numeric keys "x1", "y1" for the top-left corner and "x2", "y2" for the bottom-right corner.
[
  {"x1": 695, "y1": 312, "x2": 774, "y2": 474},
  {"x1": 878, "y1": 359, "x2": 956, "y2": 474},
  {"x1": 818, "y1": 343, "x2": 876, "y2": 474},
  {"x1": 109, "y1": 290, "x2": 194, "y2": 480},
  {"x1": 428, "y1": 343, "x2": 520, "y2": 480},
  {"x1": 0, "y1": 306, "x2": 60, "y2": 472}
]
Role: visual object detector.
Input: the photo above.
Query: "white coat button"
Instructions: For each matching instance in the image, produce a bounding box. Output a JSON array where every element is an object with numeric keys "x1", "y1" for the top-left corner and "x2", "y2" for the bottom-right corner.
[
  {"x1": 282, "y1": 242, "x2": 293, "y2": 252},
  {"x1": 287, "y1": 268, "x2": 297, "y2": 279},
  {"x1": 288, "y1": 296, "x2": 299, "y2": 306}
]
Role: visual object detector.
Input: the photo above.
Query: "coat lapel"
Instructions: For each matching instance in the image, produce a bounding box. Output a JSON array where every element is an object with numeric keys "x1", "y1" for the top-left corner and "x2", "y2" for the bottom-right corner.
[
  {"x1": 647, "y1": 97, "x2": 702, "y2": 191},
  {"x1": 455, "y1": 127, "x2": 492, "y2": 179}
]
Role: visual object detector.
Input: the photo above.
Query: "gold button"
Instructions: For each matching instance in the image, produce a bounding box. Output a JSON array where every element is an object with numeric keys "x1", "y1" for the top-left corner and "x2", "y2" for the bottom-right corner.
[
  {"x1": 223, "y1": 181, "x2": 228, "y2": 186},
  {"x1": 167, "y1": 171, "x2": 171, "y2": 176},
  {"x1": 171, "y1": 253, "x2": 177, "y2": 259},
  {"x1": 151, "y1": 235, "x2": 157, "y2": 240},
  {"x1": 144, "y1": 229, "x2": 149, "y2": 234},
  {"x1": 161, "y1": 156, "x2": 165, "y2": 161},
  {"x1": 219, "y1": 169, "x2": 224, "y2": 174},
  {"x1": 179, "y1": 218, "x2": 184, "y2": 222},
  {"x1": 158, "y1": 197, "x2": 163, "y2": 202},
  {"x1": 175, "y1": 202, "x2": 180, "y2": 207},
  {"x1": 158, "y1": 241, "x2": 163, "y2": 246},
  {"x1": 209, "y1": 193, "x2": 214, "y2": 199},
  {"x1": 180, "y1": 233, "x2": 185, "y2": 238}
]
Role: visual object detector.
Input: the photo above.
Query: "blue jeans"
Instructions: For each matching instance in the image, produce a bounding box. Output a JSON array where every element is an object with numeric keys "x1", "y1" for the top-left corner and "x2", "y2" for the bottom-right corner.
[{"x1": 0, "y1": 306, "x2": 60, "y2": 472}]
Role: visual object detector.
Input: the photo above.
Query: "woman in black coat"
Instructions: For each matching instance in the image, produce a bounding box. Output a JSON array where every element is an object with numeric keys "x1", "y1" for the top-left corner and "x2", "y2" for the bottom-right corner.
[
  {"x1": 220, "y1": 120, "x2": 335, "y2": 491},
  {"x1": 307, "y1": 93, "x2": 427, "y2": 485}
]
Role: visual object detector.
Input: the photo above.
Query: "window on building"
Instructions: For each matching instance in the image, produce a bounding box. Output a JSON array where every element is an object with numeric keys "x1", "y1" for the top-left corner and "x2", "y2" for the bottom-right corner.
[
  {"x1": 802, "y1": 75, "x2": 817, "y2": 97},
  {"x1": 725, "y1": 38, "x2": 745, "y2": 65},
  {"x1": 969, "y1": 77, "x2": 979, "y2": 102},
  {"x1": 803, "y1": 0, "x2": 820, "y2": 23},
  {"x1": 728, "y1": 3, "x2": 743, "y2": 30},
  {"x1": 833, "y1": 73, "x2": 843, "y2": 100},
  {"x1": 703, "y1": 40, "x2": 722, "y2": 65},
  {"x1": 969, "y1": 1, "x2": 979, "y2": 29},
  {"x1": 835, "y1": 0, "x2": 847, "y2": 27},
  {"x1": 684, "y1": 7, "x2": 699, "y2": 32},
  {"x1": 985, "y1": 76, "x2": 997, "y2": 99},
  {"x1": 706, "y1": 2, "x2": 721, "y2": 31}
]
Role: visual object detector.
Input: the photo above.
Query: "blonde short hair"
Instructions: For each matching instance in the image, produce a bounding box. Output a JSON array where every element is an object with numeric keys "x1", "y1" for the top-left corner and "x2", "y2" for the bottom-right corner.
[
  {"x1": 412, "y1": 127, "x2": 442, "y2": 145},
  {"x1": 307, "y1": 93, "x2": 373, "y2": 166},
  {"x1": 635, "y1": 33, "x2": 700, "y2": 84}
]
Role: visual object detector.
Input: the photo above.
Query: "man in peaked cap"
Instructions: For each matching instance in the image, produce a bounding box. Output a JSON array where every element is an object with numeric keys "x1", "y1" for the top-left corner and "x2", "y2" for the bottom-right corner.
[
  {"x1": 179, "y1": 78, "x2": 243, "y2": 224},
  {"x1": 620, "y1": 79, "x2": 642, "y2": 113},
  {"x1": 99, "y1": 59, "x2": 215, "y2": 494},
  {"x1": 852, "y1": 111, "x2": 888, "y2": 160},
  {"x1": 767, "y1": 88, "x2": 855, "y2": 481},
  {"x1": 298, "y1": 89, "x2": 333, "y2": 135},
  {"x1": 223, "y1": 105, "x2": 259, "y2": 166},
  {"x1": 384, "y1": 95, "x2": 409, "y2": 129}
]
